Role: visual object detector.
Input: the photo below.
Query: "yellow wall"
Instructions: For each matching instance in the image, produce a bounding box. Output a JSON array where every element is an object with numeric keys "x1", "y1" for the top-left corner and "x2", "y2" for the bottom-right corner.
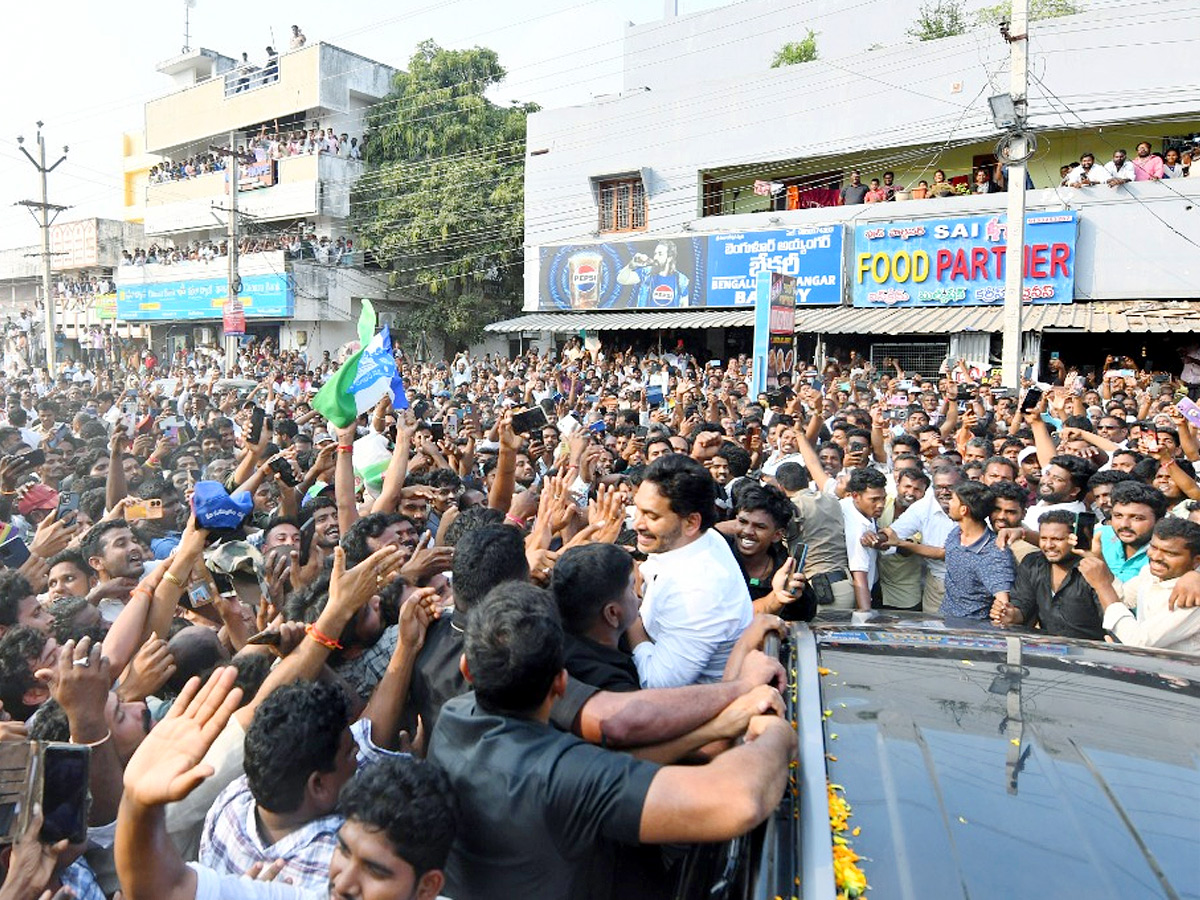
[{"x1": 145, "y1": 45, "x2": 322, "y2": 153}]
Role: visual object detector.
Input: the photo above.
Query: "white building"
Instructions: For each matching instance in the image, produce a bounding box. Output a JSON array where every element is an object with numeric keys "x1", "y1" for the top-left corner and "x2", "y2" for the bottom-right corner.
[
  {"x1": 119, "y1": 41, "x2": 400, "y2": 361},
  {"x1": 499, "y1": 0, "x2": 1200, "y2": 376}
]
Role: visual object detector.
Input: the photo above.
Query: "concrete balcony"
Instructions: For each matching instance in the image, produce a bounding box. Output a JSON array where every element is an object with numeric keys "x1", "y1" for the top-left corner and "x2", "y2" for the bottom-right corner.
[
  {"x1": 143, "y1": 154, "x2": 363, "y2": 235},
  {"x1": 144, "y1": 44, "x2": 395, "y2": 155}
]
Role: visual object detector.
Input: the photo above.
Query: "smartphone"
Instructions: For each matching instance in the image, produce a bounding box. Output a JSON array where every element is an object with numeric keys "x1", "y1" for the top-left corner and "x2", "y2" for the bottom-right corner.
[
  {"x1": 1050, "y1": 351, "x2": 1060, "y2": 361},
  {"x1": 122, "y1": 401, "x2": 139, "y2": 418},
  {"x1": 56, "y1": 491, "x2": 79, "y2": 526},
  {"x1": 958, "y1": 385, "x2": 977, "y2": 402},
  {"x1": 246, "y1": 628, "x2": 283, "y2": 647},
  {"x1": 47, "y1": 423, "x2": 71, "y2": 450},
  {"x1": 1020, "y1": 386, "x2": 1044, "y2": 412},
  {"x1": 646, "y1": 385, "x2": 664, "y2": 407},
  {"x1": 15, "y1": 449, "x2": 45, "y2": 470},
  {"x1": 1074, "y1": 511, "x2": 1097, "y2": 549},
  {"x1": 249, "y1": 407, "x2": 266, "y2": 445},
  {"x1": 39, "y1": 744, "x2": 90, "y2": 845},
  {"x1": 1179, "y1": 397, "x2": 1200, "y2": 428},
  {"x1": 791, "y1": 541, "x2": 809, "y2": 571},
  {"x1": 0, "y1": 537, "x2": 30, "y2": 569},
  {"x1": 588, "y1": 420, "x2": 606, "y2": 435},
  {"x1": 511, "y1": 406, "x2": 550, "y2": 435},
  {"x1": 268, "y1": 456, "x2": 300, "y2": 487},
  {"x1": 125, "y1": 498, "x2": 164, "y2": 521},
  {"x1": 446, "y1": 413, "x2": 459, "y2": 439},
  {"x1": 429, "y1": 421, "x2": 445, "y2": 442}
]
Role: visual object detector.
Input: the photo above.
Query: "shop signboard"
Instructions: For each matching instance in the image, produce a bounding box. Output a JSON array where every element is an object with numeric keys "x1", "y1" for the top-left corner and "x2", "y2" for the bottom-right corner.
[
  {"x1": 751, "y1": 271, "x2": 797, "y2": 396},
  {"x1": 706, "y1": 225, "x2": 841, "y2": 307},
  {"x1": 538, "y1": 226, "x2": 843, "y2": 310},
  {"x1": 851, "y1": 211, "x2": 1077, "y2": 307},
  {"x1": 116, "y1": 273, "x2": 293, "y2": 321}
]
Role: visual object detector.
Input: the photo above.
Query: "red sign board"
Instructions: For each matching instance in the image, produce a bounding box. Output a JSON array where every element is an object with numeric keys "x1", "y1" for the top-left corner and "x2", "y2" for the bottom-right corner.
[{"x1": 223, "y1": 297, "x2": 246, "y2": 335}]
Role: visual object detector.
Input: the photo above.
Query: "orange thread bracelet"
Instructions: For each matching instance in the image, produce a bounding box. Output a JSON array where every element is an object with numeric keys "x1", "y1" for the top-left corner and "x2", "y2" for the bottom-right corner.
[{"x1": 305, "y1": 623, "x2": 343, "y2": 651}]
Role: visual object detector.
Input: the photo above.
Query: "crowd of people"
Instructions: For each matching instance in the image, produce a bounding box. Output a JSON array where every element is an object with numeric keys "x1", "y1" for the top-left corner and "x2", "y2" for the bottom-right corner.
[
  {"x1": 839, "y1": 139, "x2": 1197, "y2": 204},
  {"x1": 0, "y1": 331, "x2": 1197, "y2": 899},
  {"x1": 120, "y1": 231, "x2": 356, "y2": 267},
  {"x1": 149, "y1": 126, "x2": 366, "y2": 186}
]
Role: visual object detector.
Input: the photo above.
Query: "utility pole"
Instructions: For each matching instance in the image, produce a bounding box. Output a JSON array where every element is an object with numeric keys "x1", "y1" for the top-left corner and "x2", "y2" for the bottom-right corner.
[
  {"x1": 14, "y1": 123, "x2": 68, "y2": 374},
  {"x1": 210, "y1": 131, "x2": 242, "y2": 374},
  {"x1": 1000, "y1": 0, "x2": 1030, "y2": 390}
]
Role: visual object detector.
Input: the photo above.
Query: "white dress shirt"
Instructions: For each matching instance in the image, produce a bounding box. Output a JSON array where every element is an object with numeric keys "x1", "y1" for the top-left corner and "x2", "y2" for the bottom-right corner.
[
  {"x1": 1106, "y1": 572, "x2": 1200, "y2": 654},
  {"x1": 634, "y1": 528, "x2": 753, "y2": 689},
  {"x1": 840, "y1": 496, "x2": 879, "y2": 587},
  {"x1": 890, "y1": 490, "x2": 954, "y2": 580},
  {"x1": 1102, "y1": 159, "x2": 1138, "y2": 183}
]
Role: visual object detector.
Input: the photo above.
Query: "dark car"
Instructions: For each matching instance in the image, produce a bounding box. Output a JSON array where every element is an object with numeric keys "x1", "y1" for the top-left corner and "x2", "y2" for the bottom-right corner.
[{"x1": 674, "y1": 613, "x2": 1200, "y2": 900}]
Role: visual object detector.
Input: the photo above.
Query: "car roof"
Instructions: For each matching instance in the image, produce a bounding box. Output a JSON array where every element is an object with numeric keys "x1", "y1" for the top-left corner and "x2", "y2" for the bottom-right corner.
[{"x1": 811, "y1": 618, "x2": 1200, "y2": 900}]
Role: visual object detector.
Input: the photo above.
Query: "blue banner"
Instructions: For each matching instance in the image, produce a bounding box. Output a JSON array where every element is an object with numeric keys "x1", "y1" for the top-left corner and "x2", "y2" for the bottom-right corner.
[
  {"x1": 116, "y1": 273, "x2": 294, "y2": 321},
  {"x1": 851, "y1": 211, "x2": 1077, "y2": 307},
  {"x1": 540, "y1": 237, "x2": 704, "y2": 310},
  {"x1": 537, "y1": 225, "x2": 843, "y2": 310},
  {"x1": 705, "y1": 226, "x2": 842, "y2": 307}
]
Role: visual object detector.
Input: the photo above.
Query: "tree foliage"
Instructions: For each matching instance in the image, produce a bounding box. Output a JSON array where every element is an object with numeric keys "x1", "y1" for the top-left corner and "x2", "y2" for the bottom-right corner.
[
  {"x1": 975, "y1": 0, "x2": 1082, "y2": 26},
  {"x1": 771, "y1": 30, "x2": 819, "y2": 67},
  {"x1": 907, "y1": 0, "x2": 968, "y2": 40},
  {"x1": 353, "y1": 40, "x2": 536, "y2": 350}
]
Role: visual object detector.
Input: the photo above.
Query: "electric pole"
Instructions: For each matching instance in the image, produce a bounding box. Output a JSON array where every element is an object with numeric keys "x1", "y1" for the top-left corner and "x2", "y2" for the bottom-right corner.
[
  {"x1": 1000, "y1": 0, "x2": 1030, "y2": 390},
  {"x1": 14, "y1": 123, "x2": 69, "y2": 374},
  {"x1": 210, "y1": 131, "x2": 242, "y2": 374}
]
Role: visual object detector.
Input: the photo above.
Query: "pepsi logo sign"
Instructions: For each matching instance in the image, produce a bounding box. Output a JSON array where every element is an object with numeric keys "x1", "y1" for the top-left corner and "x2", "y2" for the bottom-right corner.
[
  {"x1": 573, "y1": 264, "x2": 598, "y2": 294},
  {"x1": 652, "y1": 284, "x2": 675, "y2": 306}
]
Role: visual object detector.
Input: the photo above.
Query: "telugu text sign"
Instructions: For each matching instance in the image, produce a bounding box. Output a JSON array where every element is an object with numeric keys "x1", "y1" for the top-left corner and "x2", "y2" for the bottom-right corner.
[
  {"x1": 116, "y1": 273, "x2": 294, "y2": 321},
  {"x1": 851, "y1": 212, "x2": 1077, "y2": 307}
]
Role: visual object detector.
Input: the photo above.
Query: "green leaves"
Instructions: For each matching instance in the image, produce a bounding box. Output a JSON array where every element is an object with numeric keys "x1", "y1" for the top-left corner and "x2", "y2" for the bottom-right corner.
[{"x1": 352, "y1": 40, "x2": 529, "y2": 350}]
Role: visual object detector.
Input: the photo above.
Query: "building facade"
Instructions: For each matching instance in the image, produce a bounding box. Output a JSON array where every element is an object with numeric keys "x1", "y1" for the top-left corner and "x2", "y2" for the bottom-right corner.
[
  {"x1": 501, "y1": 0, "x2": 1200, "y2": 377},
  {"x1": 119, "y1": 41, "x2": 399, "y2": 361}
]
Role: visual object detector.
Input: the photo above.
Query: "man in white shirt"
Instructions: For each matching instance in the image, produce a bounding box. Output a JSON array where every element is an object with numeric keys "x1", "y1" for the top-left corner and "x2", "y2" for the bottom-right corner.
[
  {"x1": 1065, "y1": 153, "x2": 1106, "y2": 188},
  {"x1": 1102, "y1": 149, "x2": 1138, "y2": 188},
  {"x1": 877, "y1": 465, "x2": 962, "y2": 614},
  {"x1": 1082, "y1": 517, "x2": 1200, "y2": 654},
  {"x1": 627, "y1": 454, "x2": 752, "y2": 688},
  {"x1": 840, "y1": 468, "x2": 887, "y2": 611}
]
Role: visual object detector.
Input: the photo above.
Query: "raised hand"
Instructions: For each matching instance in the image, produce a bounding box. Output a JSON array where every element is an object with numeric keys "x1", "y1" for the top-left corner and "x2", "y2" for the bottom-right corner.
[{"x1": 121, "y1": 667, "x2": 243, "y2": 808}]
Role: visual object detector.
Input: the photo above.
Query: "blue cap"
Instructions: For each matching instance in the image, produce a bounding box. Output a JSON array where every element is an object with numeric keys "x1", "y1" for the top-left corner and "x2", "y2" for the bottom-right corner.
[{"x1": 192, "y1": 481, "x2": 254, "y2": 530}]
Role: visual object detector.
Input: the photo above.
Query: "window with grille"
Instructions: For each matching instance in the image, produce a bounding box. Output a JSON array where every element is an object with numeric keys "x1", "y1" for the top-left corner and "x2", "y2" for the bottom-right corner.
[{"x1": 598, "y1": 178, "x2": 647, "y2": 233}]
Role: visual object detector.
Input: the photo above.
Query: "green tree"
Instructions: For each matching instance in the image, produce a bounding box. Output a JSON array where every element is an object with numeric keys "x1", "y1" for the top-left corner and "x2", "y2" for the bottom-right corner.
[
  {"x1": 353, "y1": 40, "x2": 536, "y2": 351},
  {"x1": 907, "y1": 0, "x2": 968, "y2": 40},
  {"x1": 975, "y1": 0, "x2": 1082, "y2": 25},
  {"x1": 771, "y1": 30, "x2": 819, "y2": 67}
]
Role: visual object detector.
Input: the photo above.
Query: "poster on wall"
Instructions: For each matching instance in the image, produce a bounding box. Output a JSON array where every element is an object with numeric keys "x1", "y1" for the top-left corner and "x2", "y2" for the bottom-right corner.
[
  {"x1": 538, "y1": 225, "x2": 844, "y2": 310},
  {"x1": 539, "y1": 237, "x2": 704, "y2": 310},
  {"x1": 851, "y1": 211, "x2": 1077, "y2": 307}
]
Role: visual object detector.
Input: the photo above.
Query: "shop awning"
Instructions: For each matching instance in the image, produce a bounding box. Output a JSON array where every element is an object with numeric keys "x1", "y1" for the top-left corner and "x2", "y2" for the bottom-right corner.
[
  {"x1": 794, "y1": 300, "x2": 1200, "y2": 335},
  {"x1": 485, "y1": 309, "x2": 756, "y2": 333},
  {"x1": 488, "y1": 301, "x2": 1200, "y2": 336}
]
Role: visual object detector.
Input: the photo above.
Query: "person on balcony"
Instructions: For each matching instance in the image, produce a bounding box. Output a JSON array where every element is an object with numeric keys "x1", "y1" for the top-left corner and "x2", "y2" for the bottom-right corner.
[
  {"x1": 1131, "y1": 142, "x2": 1164, "y2": 181},
  {"x1": 1064, "y1": 153, "x2": 1106, "y2": 188},
  {"x1": 1102, "y1": 149, "x2": 1137, "y2": 189}
]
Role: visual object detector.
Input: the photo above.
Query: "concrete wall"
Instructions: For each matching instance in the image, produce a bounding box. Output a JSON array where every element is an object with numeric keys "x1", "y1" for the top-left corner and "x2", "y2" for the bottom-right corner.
[
  {"x1": 525, "y1": 5, "x2": 1200, "y2": 311},
  {"x1": 144, "y1": 44, "x2": 396, "y2": 156}
]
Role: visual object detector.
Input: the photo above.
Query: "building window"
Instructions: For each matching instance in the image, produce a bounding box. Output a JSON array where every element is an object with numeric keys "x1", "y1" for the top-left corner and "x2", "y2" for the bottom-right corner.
[{"x1": 598, "y1": 178, "x2": 646, "y2": 233}]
